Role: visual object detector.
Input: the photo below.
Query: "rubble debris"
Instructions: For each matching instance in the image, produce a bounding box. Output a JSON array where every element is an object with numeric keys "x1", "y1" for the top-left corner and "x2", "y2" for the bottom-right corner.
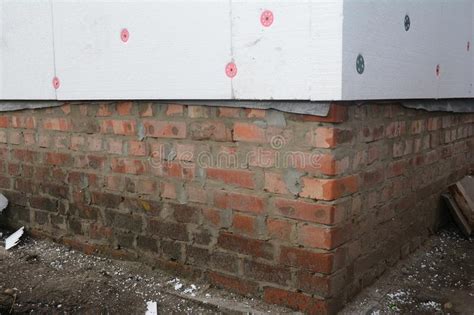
[
  {"x1": 442, "y1": 194, "x2": 471, "y2": 237},
  {"x1": 145, "y1": 301, "x2": 157, "y2": 315},
  {"x1": 4, "y1": 227, "x2": 24, "y2": 250}
]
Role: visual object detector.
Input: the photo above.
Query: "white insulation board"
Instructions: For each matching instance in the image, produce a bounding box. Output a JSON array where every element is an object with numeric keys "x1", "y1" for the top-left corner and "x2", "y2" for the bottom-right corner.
[{"x1": 0, "y1": 0, "x2": 473, "y2": 101}]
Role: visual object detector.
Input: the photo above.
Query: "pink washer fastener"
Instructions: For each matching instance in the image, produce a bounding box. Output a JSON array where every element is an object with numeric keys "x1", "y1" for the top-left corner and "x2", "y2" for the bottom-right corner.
[
  {"x1": 225, "y1": 62, "x2": 237, "y2": 78},
  {"x1": 52, "y1": 77, "x2": 60, "y2": 89},
  {"x1": 260, "y1": 10, "x2": 274, "y2": 27},
  {"x1": 121, "y1": 28, "x2": 130, "y2": 42}
]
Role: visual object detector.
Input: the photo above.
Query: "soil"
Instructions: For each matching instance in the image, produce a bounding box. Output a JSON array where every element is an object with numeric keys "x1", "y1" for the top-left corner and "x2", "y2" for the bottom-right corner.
[
  {"x1": 0, "y1": 229, "x2": 294, "y2": 315},
  {"x1": 0, "y1": 225, "x2": 472, "y2": 314},
  {"x1": 341, "y1": 225, "x2": 474, "y2": 315}
]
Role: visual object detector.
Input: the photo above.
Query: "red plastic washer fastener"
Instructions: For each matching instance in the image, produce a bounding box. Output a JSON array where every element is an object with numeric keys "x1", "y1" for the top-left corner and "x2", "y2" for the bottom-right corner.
[
  {"x1": 52, "y1": 77, "x2": 60, "y2": 89},
  {"x1": 121, "y1": 28, "x2": 129, "y2": 43},
  {"x1": 261, "y1": 10, "x2": 274, "y2": 27},
  {"x1": 225, "y1": 62, "x2": 237, "y2": 78}
]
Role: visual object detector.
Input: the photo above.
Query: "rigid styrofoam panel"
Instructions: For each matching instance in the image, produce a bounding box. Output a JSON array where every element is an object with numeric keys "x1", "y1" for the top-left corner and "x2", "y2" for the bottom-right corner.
[
  {"x1": 1, "y1": 0, "x2": 56, "y2": 100},
  {"x1": 341, "y1": 0, "x2": 442, "y2": 100},
  {"x1": 231, "y1": 0, "x2": 311, "y2": 100},
  {"x1": 310, "y1": 0, "x2": 344, "y2": 101},
  {"x1": 436, "y1": 0, "x2": 472, "y2": 98},
  {"x1": 52, "y1": 0, "x2": 232, "y2": 100}
]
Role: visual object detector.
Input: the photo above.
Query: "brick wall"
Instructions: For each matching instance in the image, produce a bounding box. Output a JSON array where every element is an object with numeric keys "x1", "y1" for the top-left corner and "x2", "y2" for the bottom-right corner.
[{"x1": 0, "y1": 102, "x2": 472, "y2": 314}]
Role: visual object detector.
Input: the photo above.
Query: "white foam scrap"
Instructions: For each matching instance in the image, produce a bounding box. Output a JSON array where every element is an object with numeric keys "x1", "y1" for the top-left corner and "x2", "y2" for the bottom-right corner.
[
  {"x1": 145, "y1": 301, "x2": 157, "y2": 315},
  {"x1": 5, "y1": 226, "x2": 24, "y2": 250},
  {"x1": 0, "y1": 193, "x2": 8, "y2": 212}
]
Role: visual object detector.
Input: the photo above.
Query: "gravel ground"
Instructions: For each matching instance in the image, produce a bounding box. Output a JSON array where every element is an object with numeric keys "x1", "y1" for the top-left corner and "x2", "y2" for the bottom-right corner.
[
  {"x1": 341, "y1": 225, "x2": 474, "y2": 315},
  {"x1": 0, "y1": 225, "x2": 472, "y2": 314},
  {"x1": 0, "y1": 229, "x2": 294, "y2": 315}
]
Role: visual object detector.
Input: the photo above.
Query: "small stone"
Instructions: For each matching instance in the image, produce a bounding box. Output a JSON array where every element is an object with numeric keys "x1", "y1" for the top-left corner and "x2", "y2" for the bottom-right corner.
[
  {"x1": 3, "y1": 288, "x2": 14, "y2": 296},
  {"x1": 443, "y1": 302, "x2": 453, "y2": 309}
]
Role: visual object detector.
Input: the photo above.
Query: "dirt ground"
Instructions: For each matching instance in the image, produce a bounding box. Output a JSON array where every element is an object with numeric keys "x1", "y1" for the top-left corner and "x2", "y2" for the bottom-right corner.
[
  {"x1": 0, "y1": 229, "x2": 294, "y2": 315},
  {"x1": 341, "y1": 225, "x2": 474, "y2": 315},
  {"x1": 0, "y1": 225, "x2": 472, "y2": 315}
]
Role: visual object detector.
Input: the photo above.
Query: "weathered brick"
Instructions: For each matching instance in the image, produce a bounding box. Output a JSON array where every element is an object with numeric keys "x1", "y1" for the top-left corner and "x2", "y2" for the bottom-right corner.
[
  {"x1": 279, "y1": 246, "x2": 336, "y2": 274},
  {"x1": 100, "y1": 119, "x2": 136, "y2": 136},
  {"x1": 214, "y1": 190, "x2": 265, "y2": 214},
  {"x1": 243, "y1": 260, "x2": 291, "y2": 286},
  {"x1": 233, "y1": 122, "x2": 266, "y2": 143},
  {"x1": 232, "y1": 213, "x2": 256, "y2": 236},
  {"x1": 144, "y1": 120, "x2": 186, "y2": 138},
  {"x1": 148, "y1": 219, "x2": 189, "y2": 242},
  {"x1": 274, "y1": 198, "x2": 344, "y2": 225},
  {"x1": 300, "y1": 176, "x2": 359, "y2": 201},
  {"x1": 263, "y1": 287, "x2": 328, "y2": 315},
  {"x1": 111, "y1": 158, "x2": 147, "y2": 175},
  {"x1": 217, "y1": 232, "x2": 273, "y2": 260},
  {"x1": 208, "y1": 272, "x2": 258, "y2": 296},
  {"x1": 45, "y1": 152, "x2": 72, "y2": 166},
  {"x1": 297, "y1": 224, "x2": 347, "y2": 250},
  {"x1": 43, "y1": 117, "x2": 72, "y2": 131},
  {"x1": 206, "y1": 168, "x2": 255, "y2": 189},
  {"x1": 11, "y1": 116, "x2": 36, "y2": 129},
  {"x1": 267, "y1": 218, "x2": 293, "y2": 241},
  {"x1": 190, "y1": 121, "x2": 231, "y2": 141}
]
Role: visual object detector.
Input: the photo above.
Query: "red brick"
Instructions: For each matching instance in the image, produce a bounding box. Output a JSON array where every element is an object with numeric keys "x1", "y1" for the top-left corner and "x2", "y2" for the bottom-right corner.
[
  {"x1": 153, "y1": 161, "x2": 194, "y2": 180},
  {"x1": 232, "y1": 213, "x2": 256, "y2": 236},
  {"x1": 274, "y1": 198, "x2": 343, "y2": 225},
  {"x1": 363, "y1": 167, "x2": 385, "y2": 188},
  {"x1": 45, "y1": 152, "x2": 72, "y2": 166},
  {"x1": 160, "y1": 182, "x2": 177, "y2": 199},
  {"x1": 42, "y1": 117, "x2": 72, "y2": 131},
  {"x1": 208, "y1": 272, "x2": 258, "y2": 296},
  {"x1": 12, "y1": 149, "x2": 39, "y2": 163},
  {"x1": 267, "y1": 218, "x2": 293, "y2": 241},
  {"x1": 214, "y1": 190, "x2": 265, "y2": 214},
  {"x1": 410, "y1": 119, "x2": 425, "y2": 134},
  {"x1": 137, "y1": 178, "x2": 157, "y2": 194},
  {"x1": 96, "y1": 104, "x2": 113, "y2": 117},
  {"x1": 263, "y1": 287, "x2": 328, "y2": 315},
  {"x1": 11, "y1": 116, "x2": 36, "y2": 129},
  {"x1": 264, "y1": 172, "x2": 290, "y2": 194},
  {"x1": 217, "y1": 232, "x2": 273, "y2": 260},
  {"x1": 100, "y1": 119, "x2": 136, "y2": 136},
  {"x1": 0, "y1": 116, "x2": 9, "y2": 128},
  {"x1": 128, "y1": 140, "x2": 146, "y2": 156},
  {"x1": 217, "y1": 107, "x2": 240, "y2": 118},
  {"x1": 188, "y1": 106, "x2": 210, "y2": 118},
  {"x1": 233, "y1": 122, "x2": 266, "y2": 143},
  {"x1": 279, "y1": 246, "x2": 336, "y2": 274},
  {"x1": 116, "y1": 101, "x2": 133, "y2": 116},
  {"x1": 360, "y1": 124, "x2": 385, "y2": 142},
  {"x1": 245, "y1": 108, "x2": 266, "y2": 118},
  {"x1": 105, "y1": 175, "x2": 123, "y2": 191},
  {"x1": 427, "y1": 117, "x2": 441, "y2": 131},
  {"x1": 385, "y1": 121, "x2": 406, "y2": 138},
  {"x1": 243, "y1": 260, "x2": 291, "y2": 286},
  {"x1": 166, "y1": 104, "x2": 184, "y2": 116},
  {"x1": 300, "y1": 176, "x2": 359, "y2": 201},
  {"x1": 296, "y1": 270, "x2": 344, "y2": 298},
  {"x1": 144, "y1": 120, "x2": 186, "y2": 138},
  {"x1": 189, "y1": 121, "x2": 231, "y2": 141},
  {"x1": 297, "y1": 224, "x2": 347, "y2": 250},
  {"x1": 139, "y1": 103, "x2": 153, "y2": 117},
  {"x1": 111, "y1": 158, "x2": 147, "y2": 175},
  {"x1": 306, "y1": 127, "x2": 352, "y2": 148},
  {"x1": 387, "y1": 159, "x2": 409, "y2": 178},
  {"x1": 206, "y1": 168, "x2": 255, "y2": 189},
  {"x1": 186, "y1": 185, "x2": 207, "y2": 204},
  {"x1": 203, "y1": 208, "x2": 222, "y2": 227},
  {"x1": 106, "y1": 138, "x2": 123, "y2": 155}
]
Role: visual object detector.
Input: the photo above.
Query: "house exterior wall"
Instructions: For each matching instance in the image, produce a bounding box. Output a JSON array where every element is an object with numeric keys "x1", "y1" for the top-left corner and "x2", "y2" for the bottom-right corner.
[{"x1": 0, "y1": 102, "x2": 472, "y2": 314}]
